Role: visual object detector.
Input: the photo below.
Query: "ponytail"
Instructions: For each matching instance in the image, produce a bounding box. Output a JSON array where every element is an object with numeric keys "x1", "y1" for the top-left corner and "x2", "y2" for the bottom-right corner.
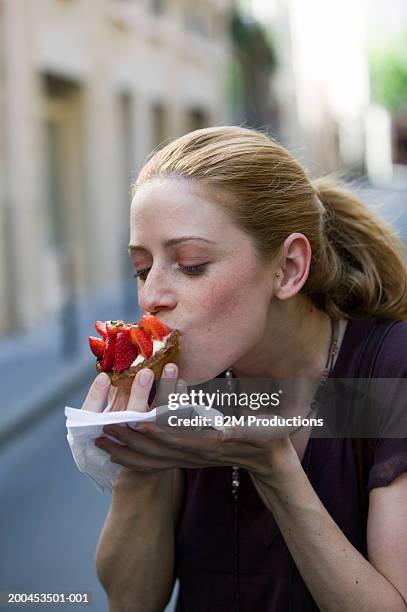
[{"x1": 306, "y1": 177, "x2": 407, "y2": 320}]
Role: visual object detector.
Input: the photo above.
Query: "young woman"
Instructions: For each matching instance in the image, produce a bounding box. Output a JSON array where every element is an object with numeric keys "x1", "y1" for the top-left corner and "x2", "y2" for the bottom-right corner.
[{"x1": 83, "y1": 126, "x2": 407, "y2": 611}]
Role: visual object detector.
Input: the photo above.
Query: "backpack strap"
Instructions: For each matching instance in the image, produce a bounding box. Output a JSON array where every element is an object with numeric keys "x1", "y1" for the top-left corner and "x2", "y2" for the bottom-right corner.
[{"x1": 352, "y1": 319, "x2": 399, "y2": 532}]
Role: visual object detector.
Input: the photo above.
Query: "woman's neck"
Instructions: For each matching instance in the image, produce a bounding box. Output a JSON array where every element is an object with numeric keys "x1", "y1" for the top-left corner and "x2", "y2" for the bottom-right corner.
[{"x1": 231, "y1": 299, "x2": 347, "y2": 379}]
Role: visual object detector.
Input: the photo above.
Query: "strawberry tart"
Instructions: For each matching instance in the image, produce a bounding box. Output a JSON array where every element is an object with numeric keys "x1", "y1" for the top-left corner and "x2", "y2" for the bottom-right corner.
[{"x1": 88, "y1": 315, "x2": 179, "y2": 389}]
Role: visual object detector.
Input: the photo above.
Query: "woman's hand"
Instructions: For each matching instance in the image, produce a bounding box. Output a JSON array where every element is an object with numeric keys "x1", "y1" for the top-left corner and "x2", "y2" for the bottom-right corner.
[
  {"x1": 81, "y1": 364, "x2": 181, "y2": 477},
  {"x1": 91, "y1": 386, "x2": 300, "y2": 486}
]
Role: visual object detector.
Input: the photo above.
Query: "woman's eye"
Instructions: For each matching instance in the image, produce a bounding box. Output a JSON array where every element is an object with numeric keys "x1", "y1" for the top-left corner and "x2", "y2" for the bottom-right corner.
[
  {"x1": 178, "y1": 263, "x2": 208, "y2": 276},
  {"x1": 133, "y1": 263, "x2": 208, "y2": 282},
  {"x1": 133, "y1": 268, "x2": 150, "y2": 281}
]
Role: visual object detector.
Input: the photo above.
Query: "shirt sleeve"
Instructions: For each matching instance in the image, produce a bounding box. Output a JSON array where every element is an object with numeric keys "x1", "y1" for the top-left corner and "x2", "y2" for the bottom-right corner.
[
  {"x1": 365, "y1": 321, "x2": 407, "y2": 490},
  {"x1": 367, "y1": 438, "x2": 407, "y2": 491},
  {"x1": 373, "y1": 321, "x2": 407, "y2": 378}
]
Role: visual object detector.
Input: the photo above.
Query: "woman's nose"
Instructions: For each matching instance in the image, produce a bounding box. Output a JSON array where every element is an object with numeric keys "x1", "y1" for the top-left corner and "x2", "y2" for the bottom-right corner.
[{"x1": 137, "y1": 268, "x2": 177, "y2": 313}]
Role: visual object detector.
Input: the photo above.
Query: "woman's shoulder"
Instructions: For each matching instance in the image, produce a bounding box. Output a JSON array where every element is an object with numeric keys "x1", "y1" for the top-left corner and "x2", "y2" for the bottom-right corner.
[
  {"x1": 372, "y1": 319, "x2": 407, "y2": 377},
  {"x1": 334, "y1": 317, "x2": 407, "y2": 378}
]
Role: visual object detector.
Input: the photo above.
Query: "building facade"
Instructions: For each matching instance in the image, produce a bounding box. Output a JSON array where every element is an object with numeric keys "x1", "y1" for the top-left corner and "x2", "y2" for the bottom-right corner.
[
  {"x1": 268, "y1": 0, "x2": 370, "y2": 177},
  {"x1": 0, "y1": 0, "x2": 233, "y2": 335}
]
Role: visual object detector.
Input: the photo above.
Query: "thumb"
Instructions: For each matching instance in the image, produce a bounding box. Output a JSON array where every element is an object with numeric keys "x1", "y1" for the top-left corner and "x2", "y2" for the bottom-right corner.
[{"x1": 81, "y1": 373, "x2": 111, "y2": 412}]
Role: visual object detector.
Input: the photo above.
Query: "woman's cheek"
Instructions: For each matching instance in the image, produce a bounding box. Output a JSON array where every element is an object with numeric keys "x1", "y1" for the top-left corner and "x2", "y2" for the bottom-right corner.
[
  {"x1": 177, "y1": 264, "x2": 267, "y2": 381},
  {"x1": 189, "y1": 266, "x2": 265, "y2": 341},
  {"x1": 196, "y1": 272, "x2": 248, "y2": 314},
  {"x1": 190, "y1": 282, "x2": 262, "y2": 358}
]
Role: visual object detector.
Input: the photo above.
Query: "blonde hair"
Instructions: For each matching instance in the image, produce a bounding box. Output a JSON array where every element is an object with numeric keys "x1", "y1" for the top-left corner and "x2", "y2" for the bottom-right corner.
[{"x1": 135, "y1": 126, "x2": 407, "y2": 320}]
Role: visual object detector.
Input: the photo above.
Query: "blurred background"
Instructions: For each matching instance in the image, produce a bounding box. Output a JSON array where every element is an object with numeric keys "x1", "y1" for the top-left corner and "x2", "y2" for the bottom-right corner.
[{"x1": 0, "y1": 0, "x2": 406, "y2": 610}]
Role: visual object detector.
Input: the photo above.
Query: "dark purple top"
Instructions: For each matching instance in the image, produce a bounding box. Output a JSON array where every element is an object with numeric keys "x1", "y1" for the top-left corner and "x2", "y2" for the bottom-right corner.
[{"x1": 174, "y1": 318, "x2": 407, "y2": 611}]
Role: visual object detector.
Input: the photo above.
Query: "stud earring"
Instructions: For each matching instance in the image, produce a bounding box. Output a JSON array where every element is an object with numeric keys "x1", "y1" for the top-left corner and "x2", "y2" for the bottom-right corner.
[{"x1": 275, "y1": 273, "x2": 280, "y2": 278}]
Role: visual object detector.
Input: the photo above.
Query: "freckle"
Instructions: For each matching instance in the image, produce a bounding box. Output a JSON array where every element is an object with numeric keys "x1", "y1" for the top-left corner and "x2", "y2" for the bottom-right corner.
[
  {"x1": 355, "y1": 580, "x2": 359, "y2": 584},
  {"x1": 317, "y1": 532, "x2": 321, "y2": 536},
  {"x1": 342, "y1": 549, "x2": 346, "y2": 552}
]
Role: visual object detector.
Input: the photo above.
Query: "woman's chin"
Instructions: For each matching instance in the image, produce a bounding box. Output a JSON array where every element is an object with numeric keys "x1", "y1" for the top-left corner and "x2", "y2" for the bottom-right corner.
[{"x1": 177, "y1": 360, "x2": 228, "y2": 386}]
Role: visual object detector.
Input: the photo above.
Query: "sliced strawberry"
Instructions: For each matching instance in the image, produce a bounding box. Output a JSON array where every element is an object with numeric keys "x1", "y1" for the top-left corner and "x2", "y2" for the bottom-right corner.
[
  {"x1": 139, "y1": 315, "x2": 169, "y2": 340},
  {"x1": 89, "y1": 336, "x2": 106, "y2": 359},
  {"x1": 129, "y1": 326, "x2": 153, "y2": 359},
  {"x1": 94, "y1": 321, "x2": 107, "y2": 339},
  {"x1": 113, "y1": 333, "x2": 139, "y2": 372},
  {"x1": 106, "y1": 320, "x2": 129, "y2": 337},
  {"x1": 100, "y1": 334, "x2": 116, "y2": 371}
]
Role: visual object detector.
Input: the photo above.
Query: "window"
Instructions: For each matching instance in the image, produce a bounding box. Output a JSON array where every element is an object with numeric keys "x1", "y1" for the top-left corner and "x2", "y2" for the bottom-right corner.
[
  {"x1": 44, "y1": 119, "x2": 65, "y2": 247},
  {"x1": 41, "y1": 74, "x2": 84, "y2": 312},
  {"x1": 151, "y1": 102, "x2": 166, "y2": 148},
  {"x1": 187, "y1": 108, "x2": 208, "y2": 132}
]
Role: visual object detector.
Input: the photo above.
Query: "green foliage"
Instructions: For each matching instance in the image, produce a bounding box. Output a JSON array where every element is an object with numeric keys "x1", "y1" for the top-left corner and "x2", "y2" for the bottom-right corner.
[
  {"x1": 368, "y1": 31, "x2": 407, "y2": 111},
  {"x1": 230, "y1": 10, "x2": 277, "y2": 74},
  {"x1": 226, "y1": 58, "x2": 244, "y2": 117}
]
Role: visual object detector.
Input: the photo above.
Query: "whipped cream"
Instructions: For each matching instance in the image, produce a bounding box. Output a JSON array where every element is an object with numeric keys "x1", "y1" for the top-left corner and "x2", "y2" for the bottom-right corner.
[
  {"x1": 130, "y1": 337, "x2": 168, "y2": 367},
  {"x1": 131, "y1": 354, "x2": 145, "y2": 367}
]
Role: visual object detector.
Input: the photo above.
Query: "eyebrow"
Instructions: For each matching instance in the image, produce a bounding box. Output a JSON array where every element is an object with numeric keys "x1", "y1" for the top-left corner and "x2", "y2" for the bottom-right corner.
[{"x1": 128, "y1": 236, "x2": 217, "y2": 254}]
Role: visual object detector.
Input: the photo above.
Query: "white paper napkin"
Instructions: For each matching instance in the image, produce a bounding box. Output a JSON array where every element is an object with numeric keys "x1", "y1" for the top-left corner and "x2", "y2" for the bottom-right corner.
[{"x1": 65, "y1": 405, "x2": 224, "y2": 493}]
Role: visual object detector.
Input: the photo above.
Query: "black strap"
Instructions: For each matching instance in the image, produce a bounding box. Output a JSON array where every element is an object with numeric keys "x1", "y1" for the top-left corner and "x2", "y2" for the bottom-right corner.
[{"x1": 352, "y1": 319, "x2": 399, "y2": 535}]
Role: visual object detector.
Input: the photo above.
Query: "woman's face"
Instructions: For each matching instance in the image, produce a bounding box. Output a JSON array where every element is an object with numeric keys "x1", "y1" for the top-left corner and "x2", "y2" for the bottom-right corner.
[{"x1": 129, "y1": 178, "x2": 275, "y2": 383}]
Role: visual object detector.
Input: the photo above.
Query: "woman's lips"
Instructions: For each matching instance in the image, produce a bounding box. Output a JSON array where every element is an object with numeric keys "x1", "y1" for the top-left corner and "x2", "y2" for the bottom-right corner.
[{"x1": 163, "y1": 323, "x2": 182, "y2": 335}]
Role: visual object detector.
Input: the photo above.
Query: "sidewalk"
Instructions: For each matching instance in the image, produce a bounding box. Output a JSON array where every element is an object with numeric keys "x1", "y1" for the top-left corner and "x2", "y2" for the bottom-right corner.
[{"x1": 0, "y1": 280, "x2": 140, "y2": 448}]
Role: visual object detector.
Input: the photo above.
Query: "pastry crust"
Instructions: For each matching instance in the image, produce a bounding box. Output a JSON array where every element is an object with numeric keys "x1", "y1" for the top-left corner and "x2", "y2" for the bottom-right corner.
[{"x1": 96, "y1": 329, "x2": 180, "y2": 389}]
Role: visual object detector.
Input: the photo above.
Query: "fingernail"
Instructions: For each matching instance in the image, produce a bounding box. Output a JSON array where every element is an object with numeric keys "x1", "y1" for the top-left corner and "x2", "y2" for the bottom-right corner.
[
  {"x1": 163, "y1": 364, "x2": 176, "y2": 377},
  {"x1": 139, "y1": 369, "x2": 153, "y2": 386},
  {"x1": 135, "y1": 425, "x2": 148, "y2": 434},
  {"x1": 97, "y1": 373, "x2": 110, "y2": 387}
]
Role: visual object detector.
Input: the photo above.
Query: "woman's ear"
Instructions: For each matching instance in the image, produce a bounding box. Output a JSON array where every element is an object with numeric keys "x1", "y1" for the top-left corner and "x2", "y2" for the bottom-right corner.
[{"x1": 273, "y1": 233, "x2": 311, "y2": 300}]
